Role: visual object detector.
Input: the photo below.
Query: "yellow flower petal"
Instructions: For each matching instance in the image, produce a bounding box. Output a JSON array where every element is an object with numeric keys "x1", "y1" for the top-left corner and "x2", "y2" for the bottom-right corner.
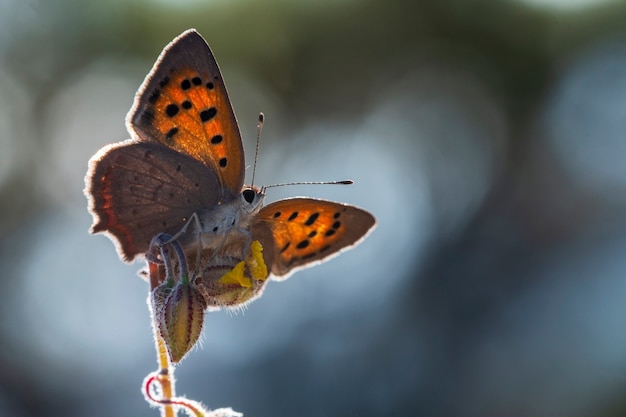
[
  {"x1": 247, "y1": 240, "x2": 268, "y2": 281},
  {"x1": 219, "y1": 261, "x2": 251, "y2": 288}
]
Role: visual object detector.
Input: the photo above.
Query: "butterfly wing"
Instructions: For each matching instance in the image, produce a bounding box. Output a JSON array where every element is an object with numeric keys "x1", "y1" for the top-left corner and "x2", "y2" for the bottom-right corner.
[
  {"x1": 86, "y1": 141, "x2": 220, "y2": 262},
  {"x1": 251, "y1": 198, "x2": 376, "y2": 279},
  {"x1": 127, "y1": 29, "x2": 244, "y2": 199}
]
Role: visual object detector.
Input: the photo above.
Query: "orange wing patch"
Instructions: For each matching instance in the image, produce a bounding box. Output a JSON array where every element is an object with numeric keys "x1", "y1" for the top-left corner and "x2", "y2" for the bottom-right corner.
[
  {"x1": 151, "y1": 69, "x2": 233, "y2": 173},
  {"x1": 269, "y1": 206, "x2": 347, "y2": 264},
  {"x1": 255, "y1": 198, "x2": 376, "y2": 276},
  {"x1": 128, "y1": 30, "x2": 245, "y2": 198}
]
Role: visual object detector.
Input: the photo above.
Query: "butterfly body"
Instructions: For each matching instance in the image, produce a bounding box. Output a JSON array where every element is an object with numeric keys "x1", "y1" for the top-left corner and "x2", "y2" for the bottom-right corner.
[
  {"x1": 85, "y1": 29, "x2": 376, "y2": 309},
  {"x1": 178, "y1": 187, "x2": 264, "y2": 253}
]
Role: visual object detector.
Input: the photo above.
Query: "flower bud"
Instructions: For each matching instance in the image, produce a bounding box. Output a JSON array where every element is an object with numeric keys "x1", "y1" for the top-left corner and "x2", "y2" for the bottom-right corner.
[{"x1": 153, "y1": 281, "x2": 207, "y2": 363}]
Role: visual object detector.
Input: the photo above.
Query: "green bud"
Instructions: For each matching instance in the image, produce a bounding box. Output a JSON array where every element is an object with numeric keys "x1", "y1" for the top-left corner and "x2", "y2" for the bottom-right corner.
[{"x1": 153, "y1": 281, "x2": 207, "y2": 363}]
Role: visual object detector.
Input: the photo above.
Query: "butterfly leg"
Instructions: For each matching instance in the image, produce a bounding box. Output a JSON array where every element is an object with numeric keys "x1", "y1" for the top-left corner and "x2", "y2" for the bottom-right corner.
[
  {"x1": 147, "y1": 232, "x2": 191, "y2": 286},
  {"x1": 159, "y1": 212, "x2": 206, "y2": 278},
  {"x1": 236, "y1": 226, "x2": 253, "y2": 260},
  {"x1": 146, "y1": 233, "x2": 173, "y2": 265},
  {"x1": 165, "y1": 212, "x2": 203, "y2": 244}
]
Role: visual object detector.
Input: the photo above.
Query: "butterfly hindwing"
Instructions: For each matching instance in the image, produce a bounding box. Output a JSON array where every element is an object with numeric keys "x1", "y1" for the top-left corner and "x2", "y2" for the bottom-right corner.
[
  {"x1": 252, "y1": 198, "x2": 376, "y2": 278},
  {"x1": 127, "y1": 29, "x2": 244, "y2": 199},
  {"x1": 86, "y1": 141, "x2": 220, "y2": 261}
]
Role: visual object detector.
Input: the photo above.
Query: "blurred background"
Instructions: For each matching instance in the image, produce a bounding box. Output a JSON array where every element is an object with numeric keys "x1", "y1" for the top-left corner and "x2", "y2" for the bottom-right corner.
[{"x1": 2, "y1": 0, "x2": 626, "y2": 416}]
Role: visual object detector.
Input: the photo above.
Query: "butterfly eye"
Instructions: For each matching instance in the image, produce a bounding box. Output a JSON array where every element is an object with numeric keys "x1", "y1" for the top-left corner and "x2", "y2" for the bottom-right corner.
[
  {"x1": 242, "y1": 188, "x2": 256, "y2": 204},
  {"x1": 240, "y1": 187, "x2": 265, "y2": 215}
]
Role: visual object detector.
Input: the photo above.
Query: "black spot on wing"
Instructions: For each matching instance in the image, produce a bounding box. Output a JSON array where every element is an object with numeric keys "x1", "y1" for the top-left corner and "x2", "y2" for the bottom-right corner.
[
  {"x1": 200, "y1": 108, "x2": 217, "y2": 122},
  {"x1": 165, "y1": 127, "x2": 178, "y2": 140},
  {"x1": 296, "y1": 240, "x2": 310, "y2": 249},
  {"x1": 304, "y1": 212, "x2": 320, "y2": 226},
  {"x1": 166, "y1": 104, "x2": 179, "y2": 117}
]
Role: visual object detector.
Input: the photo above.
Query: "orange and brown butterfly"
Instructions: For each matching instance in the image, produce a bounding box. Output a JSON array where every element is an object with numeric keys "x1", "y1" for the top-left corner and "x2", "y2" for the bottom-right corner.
[{"x1": 85, "y1": 29, "x2": 376, "y2": 316}]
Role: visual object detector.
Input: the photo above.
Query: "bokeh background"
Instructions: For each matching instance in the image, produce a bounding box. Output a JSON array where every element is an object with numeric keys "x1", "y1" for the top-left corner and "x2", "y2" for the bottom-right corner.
[{"x1": 2, "y1": 0, "x2": 626, "y2": 416}]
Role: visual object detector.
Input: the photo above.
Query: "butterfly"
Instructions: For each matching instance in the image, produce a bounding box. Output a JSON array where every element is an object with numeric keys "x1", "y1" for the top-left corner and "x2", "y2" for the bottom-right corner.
[{"x1": 85, "y1": 29, "x2": 376, "y2": 310}]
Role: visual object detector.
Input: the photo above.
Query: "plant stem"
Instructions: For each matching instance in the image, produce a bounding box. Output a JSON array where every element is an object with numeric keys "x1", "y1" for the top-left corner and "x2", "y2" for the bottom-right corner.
[{"x1": 154, "y1": 308, "x2": 176, "y2": 417}]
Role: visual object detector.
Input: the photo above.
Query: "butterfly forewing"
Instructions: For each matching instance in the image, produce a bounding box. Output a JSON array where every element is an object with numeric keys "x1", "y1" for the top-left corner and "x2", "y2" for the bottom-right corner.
[
  {"x1": 87, "y1": 141, "x2": 220, "y2": 261},
  {"x1": 252, "y1": 198, "x2": 376, "y2": 278},
  {"x1": 127, "y1": 29, "x2": 244, "y2": 198}
]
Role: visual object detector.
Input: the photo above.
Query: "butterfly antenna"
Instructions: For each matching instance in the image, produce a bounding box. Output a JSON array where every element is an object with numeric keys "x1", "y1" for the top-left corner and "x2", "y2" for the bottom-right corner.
[
  {"x1": 264, "y1": 180, "x2": 354, "y2": 189},
  {"x1": 250, "y1": 113, "x2": 264, "y2": 187}
]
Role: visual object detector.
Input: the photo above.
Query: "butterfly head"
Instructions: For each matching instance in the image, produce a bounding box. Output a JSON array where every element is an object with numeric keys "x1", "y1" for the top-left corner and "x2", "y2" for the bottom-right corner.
[{"x1": 241, "y1": 185, "x2": 265, "y2": 215}]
